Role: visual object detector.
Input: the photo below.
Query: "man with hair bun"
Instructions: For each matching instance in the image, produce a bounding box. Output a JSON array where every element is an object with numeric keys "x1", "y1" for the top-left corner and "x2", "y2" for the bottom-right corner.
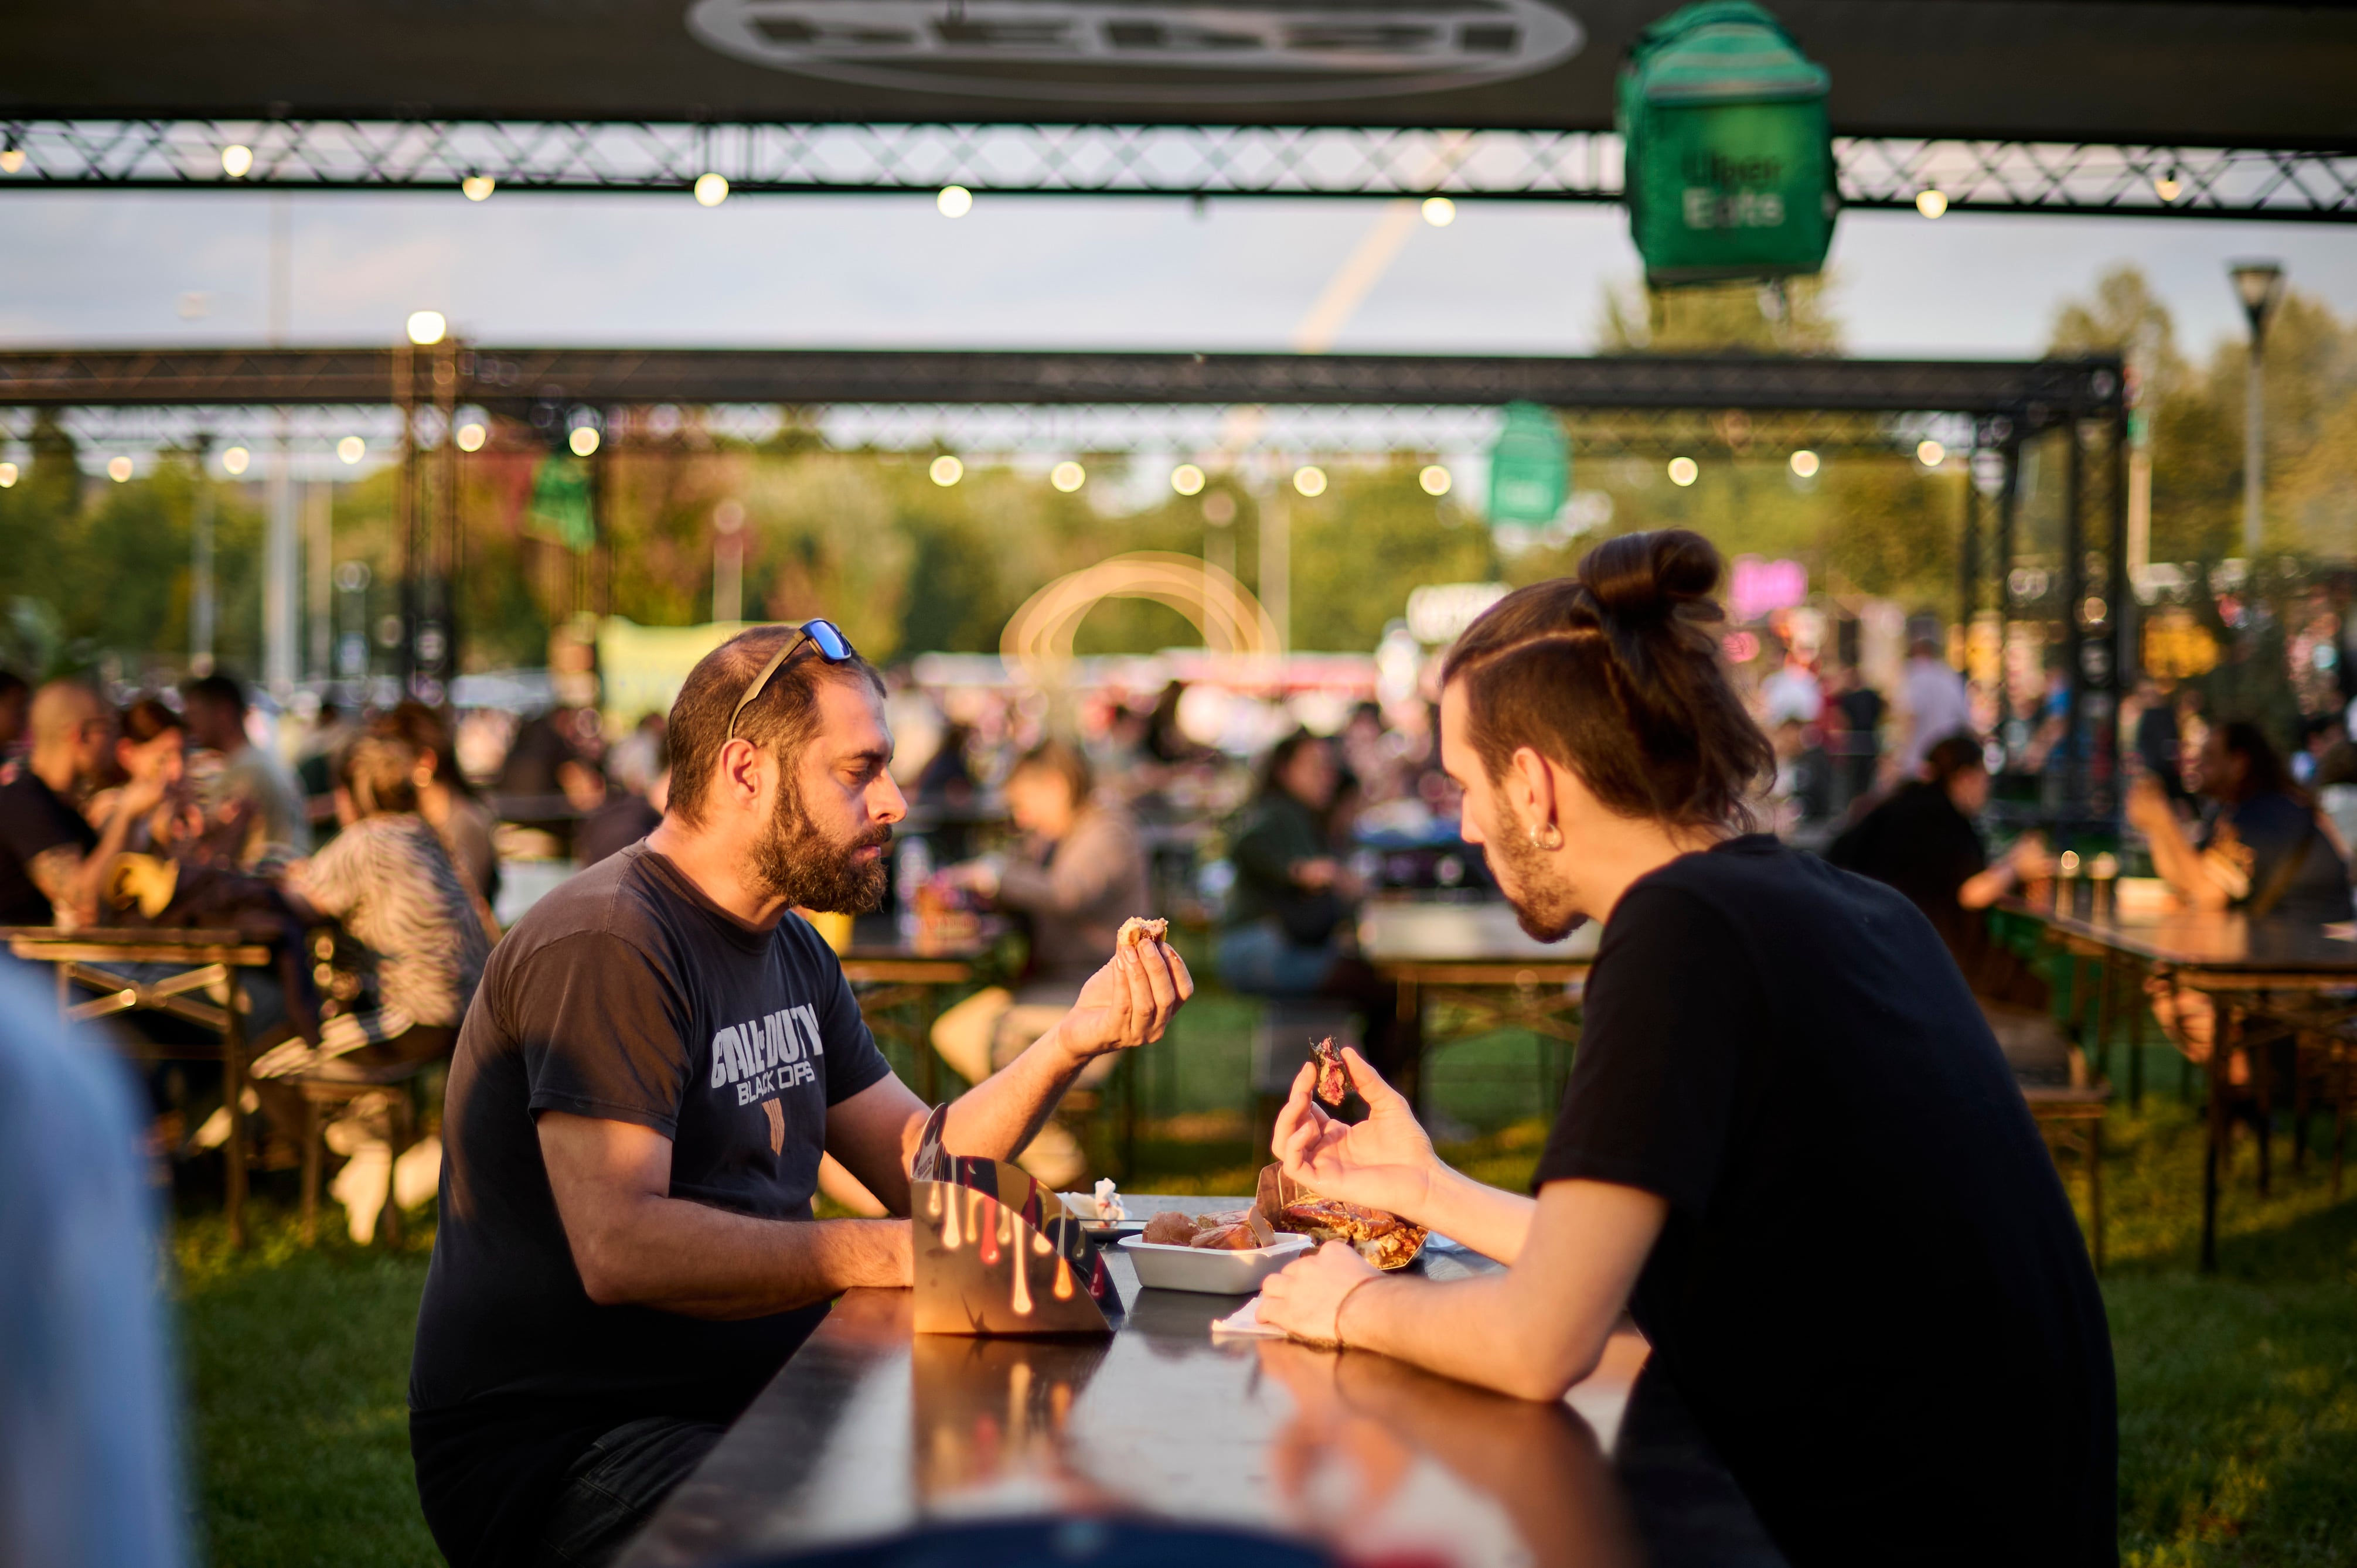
[
  {"x1": 408, "y1": 621, "x2": 1191, "y2": 1568},
  {"x1": 1259, "y1": 531, "x2": 2116, "y2": 1566}
]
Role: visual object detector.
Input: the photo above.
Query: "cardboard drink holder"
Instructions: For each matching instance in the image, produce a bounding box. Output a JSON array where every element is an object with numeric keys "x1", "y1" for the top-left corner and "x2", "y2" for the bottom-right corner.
[{"x1": 911, "y1": 1105, "x2": 1120, "y2": 1337}]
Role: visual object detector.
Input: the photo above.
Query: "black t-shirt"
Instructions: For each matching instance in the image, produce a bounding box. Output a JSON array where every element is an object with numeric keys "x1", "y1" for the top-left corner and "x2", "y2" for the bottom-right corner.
[
  {"x1": 1534, "y1": 837, "x2": 2116, "y2": 1567},
  {"x1": 408, "y1": 844, "x2": 893, "y2": 1568},
  {"x1": 2200, "y1": 790, "x2": 2353, "y2": 926},
  {"x1": 1825, "y1": 781, "x2": 1985, "y2": 958},
  {"x1": 0, "y1": 766, "x2": 97, "y2": 926}
]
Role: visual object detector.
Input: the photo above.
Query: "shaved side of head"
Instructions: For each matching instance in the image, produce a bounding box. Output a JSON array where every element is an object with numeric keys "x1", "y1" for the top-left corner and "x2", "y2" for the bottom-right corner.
[{"x1": 28, "y1": 680, "x2": 101, "y2": 748}]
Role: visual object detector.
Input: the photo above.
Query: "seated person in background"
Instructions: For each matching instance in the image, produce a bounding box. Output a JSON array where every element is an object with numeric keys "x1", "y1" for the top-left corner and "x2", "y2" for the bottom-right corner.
[
  {"x1": 933, "y1": 739, "x2": 1149, "y2": 1186},
  {"x1": 1217, "y1": 730, "x2": 1418, "y2": 1082},
  {"x1": 2128, "y1": 719, "x2": 2354, "y2": 1079},
  {"x1": 296, "y1": 698, "x2": 360, "y2": 828},
  {"x1": 385, "y1": 701, "x2": 502, "y2": 908},
  {"x1": 255, "y1": 734, "x2": 493, "y2": 1239},
  {"x1": 407, "y1": 624, "x2": 1190, "y2": 1567},
  {"x1": 181, "y1": 672, "x2": 311, "y2": 861},
  {"x1": 86, "y1": 697, "x2": 201, "y2": 854},
  {"x1": 1828, "y1": 732, "x2": 2054, "y2": 1011},
  {"x1": 0, "y1": 683, "x2": 167, "y2": 929},
  {"x1": 2314, "y1": 739, "x2": 2357, "y2": 871},
  {"x1": 575, "y1": 732, "x2": 669, "y2": 871}
]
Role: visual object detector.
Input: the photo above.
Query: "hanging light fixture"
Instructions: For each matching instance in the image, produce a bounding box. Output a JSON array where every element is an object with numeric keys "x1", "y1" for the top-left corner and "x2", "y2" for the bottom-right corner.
[
  {"x1": 107, "y1": 456, "x2": 134, "y2": 482},
  {"x1": 455, "y1": 424, "x2": 487, "y2": 453},
  {"x1": 1789, "y1": 449, "x2": 1820, "y2": 478},
  {"x1": 937, "y1": 185, "x2": 974, "y2": 217},
  {"x1": 462, "y1": 173, "x2": 496, "y2": 202},
  {"x1": 1418, "y1": 464, "x2": 1452, "y2": 496},
  {"x1": 222, "y1": 445, "x2": 251, "y2": 475},
  {"x1": 1915, "y1": 188, "x2": 1948, "y2": 219},
  {"x1": 338, "y1": 437, "x2": 366, "y2": 465},
  {"x1": 693, "y1": 172, "x2": 730, "y2": 206},
  {"x1": 1050, "y1": 461, "x2": 1086, "y2": 493},
  {"x1": 1667, "y1": 456, "x2": 1699, "y2": 486},
  {"x1": 1421, "y1": 197, "x2": 1456, "y2": 227},
  {"x1": 930, "y1": 454, "x2": 963, "y2": 486},
  {"x1": 220, "y1": 144, "x2": 254, "y2": 179},
  {"x1": 1170, "y1": 463, "x2": 1205, "y2": 496}
]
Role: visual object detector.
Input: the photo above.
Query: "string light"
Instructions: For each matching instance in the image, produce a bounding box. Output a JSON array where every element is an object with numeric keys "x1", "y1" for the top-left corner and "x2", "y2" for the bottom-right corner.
[
  {"x1": 1292, "y1": 465, "x2": 1327, "y2": 497},
  {"x1": 1418, "y1": 464, "x2": 1452, "y2": 496},
  {"x1": 0, "y1": 462, "x2": 17, "y2": 488},
  {"x1": 1421, "y1": 196, "x2": 1456, "y2": 227},
  {"x1": 107, "y1": 456, "x2": 134, "y2": 482},
  {"x1": 1170, "y1": 463, "x2": 1205, "y2": 496},
  {"x1": 937, "y1": 185, "x2": 973, "y2": 218},
  {"x1": 0, "y1": 143, "x2": 23, "y2": 175},
  {"x1": 220, "y1": 144, "x2": 254, "y2": 179},
  {"x1": 1667, "y1": 456, "x2": 1698, "y2": 486},
  {"x1": 1917, "y1": 439, "x2": 1946, "y2": 466},
  {"x1": 337, "y1": 437, "x2": 366, "y2": 465},
  {"x1": 568, "y1": 427, "x2": 600, "y2": 457},
  {"x1": 455, "y1": 424, "x2": 486, "y2": 452},
  {"x1": 462, "y1": 173, "x2": 496, "y2": 202},
  {"x1": 222, "y1": 445, "x2": 251, "y2": 475},
  {"x1": 1050, "y1": 461, "x2": 1085, "y2": 493},
  {"x1": 693, "y1": 172, "x2": 729, "y2": 206},
  {"x1": 1789, "y1": 449, "x2": 1820, "y2": 478},
  {"x1": 406, "y1": 310, "x2": 447, "y2": 346},
  {"x1": 1915, "y1": 188, "x2": 1948, "y2": 219},
  {"x1": 929, "y1": 454, "x2": 963, "y2": 486}
]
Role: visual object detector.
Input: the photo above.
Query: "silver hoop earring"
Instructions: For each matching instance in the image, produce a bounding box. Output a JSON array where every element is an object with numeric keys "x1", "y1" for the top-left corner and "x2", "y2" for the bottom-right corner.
[{"x1": 1530, "y1": 823, "x2": 1564, "y2": 851}]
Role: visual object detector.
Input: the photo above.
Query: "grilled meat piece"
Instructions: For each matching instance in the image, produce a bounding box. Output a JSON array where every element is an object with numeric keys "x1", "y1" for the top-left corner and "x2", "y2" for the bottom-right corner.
[
  {"x1": 1117, "y1": 916, "x2": 1170, "y2": 949},
  {"x1": 1310, "y1": 1037, "x2": 1349, "y2": 1107}
]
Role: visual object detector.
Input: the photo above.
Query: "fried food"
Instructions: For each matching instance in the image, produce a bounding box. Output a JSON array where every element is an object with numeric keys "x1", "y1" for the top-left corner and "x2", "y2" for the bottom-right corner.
[
  {"x1": 1188, "y1": 1222, "x2": 1261, "y2": 1250},
  {"x1": 1310, "y1": 1036, "x2": 1348, "y2": 1106},
  {"x1": 1271, "y1": 1196, "x2": 1429, "y2": 1271},
  {"x1": 1117, "y1": 915, "x2": 1170, "y2": 949},
  {"x1": 1142, "y1": 1206, "x2": 1279, "y2": 1250}
]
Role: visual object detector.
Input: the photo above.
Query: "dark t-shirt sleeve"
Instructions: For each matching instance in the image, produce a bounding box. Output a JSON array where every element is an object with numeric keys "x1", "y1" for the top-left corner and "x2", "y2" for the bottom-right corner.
[
  {"x1": 1531, "y1": 884, "x2": 1759, "y2": 1216},
  {"x1": 0, "y1": 778, "x2": 94, "y2": 867},
  {"x1": 511, "y1": 931, "x2": 695, "y2": 1134},
  {"x1": 813, "y1": 945, "x2": 894, "y2": 1107}
]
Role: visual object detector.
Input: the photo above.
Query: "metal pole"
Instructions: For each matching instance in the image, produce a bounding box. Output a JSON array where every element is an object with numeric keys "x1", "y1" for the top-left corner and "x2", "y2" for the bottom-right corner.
[
  {"x1": 2243, "y1": 332, "x2": 2265, "y2": 560},
  {"x1": 395, "y1": 342, "x2": 419, "y2": 693},
  {"x1": 306, "y1": 480, "x2": 333, "y2": 681},
  {"x1": 264, "y1": 411, "x2": 298, "y2": 698},
  {"x1": 1259, "y1": 476, "x2": 1290, "y2": 658},
  {"x1": 2063, "y1": 419, "x2": 2087, "y2": 814},
  {"x1": 1995, "y1": 438, "x2": 2020, "y2": 744},
  {"x1": 435, "y1": 339, "x2": 461, "y2": 693},
  {"x1": 2107, "y1": 405, "x2": 2135, "y2": 817},
  {"x1": 1959, "y1": 462, "x2": 1979, "y2": 641},
  {"x1": 191, "y1": 434, "x2": 216, "y2": 676}
]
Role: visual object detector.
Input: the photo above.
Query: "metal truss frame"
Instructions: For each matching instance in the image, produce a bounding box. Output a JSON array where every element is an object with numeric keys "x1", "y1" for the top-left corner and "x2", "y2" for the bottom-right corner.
[{"x1": 2, "y1": 119, "x2": 2352, "y2": 220}]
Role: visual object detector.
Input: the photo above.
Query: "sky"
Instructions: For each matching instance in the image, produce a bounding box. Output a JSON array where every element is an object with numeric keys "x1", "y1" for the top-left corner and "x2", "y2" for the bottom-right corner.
[{"x1": 6, "y1": 189, "x2": 2357, "y2": 362}]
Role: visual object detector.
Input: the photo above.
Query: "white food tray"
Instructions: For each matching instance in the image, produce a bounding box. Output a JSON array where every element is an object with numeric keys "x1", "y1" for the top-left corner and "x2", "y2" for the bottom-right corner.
[{"x1": 1119, "y1": 1232, "x2": 1310, "y2": 1294}]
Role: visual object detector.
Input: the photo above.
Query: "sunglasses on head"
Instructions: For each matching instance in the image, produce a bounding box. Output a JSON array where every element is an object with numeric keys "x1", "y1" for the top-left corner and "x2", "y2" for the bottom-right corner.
[{"x1": 726, "y1": 619, "x2": 857, "y2": 742}]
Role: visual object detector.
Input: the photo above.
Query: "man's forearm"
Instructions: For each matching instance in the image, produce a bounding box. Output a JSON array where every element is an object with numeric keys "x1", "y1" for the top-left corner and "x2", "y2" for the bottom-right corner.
[
  {"x1": 929, "y1": 1023, "x2": 1089, "y2": 1166},
  {"x1": 581, "y1": 1198, "x2": 908, "y2": 1320},
  {"x1": 1410, "y1": 1164, "x2": 1538, "y2": 1264}
]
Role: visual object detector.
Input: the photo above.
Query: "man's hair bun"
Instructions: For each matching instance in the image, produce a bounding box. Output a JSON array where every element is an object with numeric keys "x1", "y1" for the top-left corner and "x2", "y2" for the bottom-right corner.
[{"x1": 1576, "y1": 528, "x2": 1722, "y2": 623}]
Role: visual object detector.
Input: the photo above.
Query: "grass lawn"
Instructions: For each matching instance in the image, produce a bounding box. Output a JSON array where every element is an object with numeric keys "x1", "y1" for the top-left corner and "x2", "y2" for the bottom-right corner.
[{"x1": 172, "y1": 1010, "x2": 2355, "y2": 1566}]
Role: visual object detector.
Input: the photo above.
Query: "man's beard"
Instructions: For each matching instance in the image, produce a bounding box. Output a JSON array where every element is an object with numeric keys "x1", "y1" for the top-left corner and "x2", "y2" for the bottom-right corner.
[
  {"x1": 751, "y1": 779, "x2": 891, "y2": 913},
  {"x1": 1486, "y1": 822, "x2": 1586, "y2": 943}
]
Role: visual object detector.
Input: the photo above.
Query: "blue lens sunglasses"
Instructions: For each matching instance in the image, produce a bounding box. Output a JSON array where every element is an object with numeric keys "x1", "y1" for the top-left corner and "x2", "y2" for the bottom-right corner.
[{"x1": 725, "y1": 618, "x2": 857, "y2": 741}]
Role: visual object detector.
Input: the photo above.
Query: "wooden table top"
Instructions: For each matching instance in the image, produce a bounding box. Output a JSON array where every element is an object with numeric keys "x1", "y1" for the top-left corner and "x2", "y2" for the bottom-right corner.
[
  {"x1": 0, "y1": 925, "x2": 275, "y2": 964},
  {"x1": 619, "y1": 1196, "x2": 1765, "y2": 1568},
  {"x1": 2008, "y1": 905, "x2": 2357, "y2": 974}
]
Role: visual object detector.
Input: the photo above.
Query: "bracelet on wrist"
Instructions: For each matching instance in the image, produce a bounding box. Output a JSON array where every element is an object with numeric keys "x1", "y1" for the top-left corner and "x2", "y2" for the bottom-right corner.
[{"x1": 1333, "y1": 1276, "x2": 1381, "y2": 1349}]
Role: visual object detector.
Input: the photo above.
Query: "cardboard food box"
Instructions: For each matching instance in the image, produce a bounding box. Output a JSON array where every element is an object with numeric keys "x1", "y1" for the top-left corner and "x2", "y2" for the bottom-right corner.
[{"x1": 1254, "y1": 1164, "x2": 1428, "y2": 1270}]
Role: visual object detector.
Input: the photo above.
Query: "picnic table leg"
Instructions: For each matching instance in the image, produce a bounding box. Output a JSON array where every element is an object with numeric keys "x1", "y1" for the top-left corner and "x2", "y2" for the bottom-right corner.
[
  {"x1": 2087, "y1": 1113, "x2": 2104, "y2": 1273},
  {"x1": 2255, "y1": 1015, "x2": 2274, "y2": 1199},
  {"x1": 2094, "y1": 956, "x2": 2116, "y2": 1087},
  {"x1": 224, "y1": 979, "x2": 249, "y2": 1253},
  {"x1": 917, "y1": 990, "x2": 940, "y2": 1106},
  {"x1": 2201, "y1": 1001, "x2": 2234, "y2": 1273},
  {"x1": 2128, "y1": 963, "x2": 2145, "y2": 1110}
]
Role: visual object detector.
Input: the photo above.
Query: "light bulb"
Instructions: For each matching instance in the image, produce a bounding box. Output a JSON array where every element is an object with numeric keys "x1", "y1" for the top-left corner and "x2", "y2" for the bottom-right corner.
[
  {"x1": 456, "y1": 423, "x2": 486, "y2": 453},
  {"x1": 694, "y1": 172, "x2": 729, "y2": 207},
  {"x1": 1050, "y1": 461, "x2": 1085, "y2": 493},
  {"x1": 1789, "y1": 449, "x2": 1820, "y2": 479},
  {"x1": 462, "y1": 174, "x2": 496, "y2": 202},
  {"x1": 0, "y1": 462, "x2": 17, "y2": 488},
  {"x1": 1667, "y1": 456, "x2": 1698, "y2": 487},
  {"x1": 406, "y1": 310, "x2": 447, "y2": 346},
  {"x1": 0, "y1": 148, "x2": 23, "y2": 175},
  {"x1": 338, "y1": 436, "x2": 366, "y2": 465},
  {"x1": 1917, "y1": 439, "x2": 1946, "y2": 467},
  {"x1": 2154, "y1": 175, "x2": 2182, "y2": 203},
  {"x1": 569, "y1": 427, "x2": 600, "y2": 457},
  {"x1": 1915, "y1": 188, "x2": 1948, "y2": 219},
  {"x1": 222, "y1": 445, "x2": 251, "y2": 476},
  {"x1": 1421, "y1": 196, "x2": 1456, "y2": 227},
  {"x1": 930, "y1": 454, "x2": 963, "y2": 486},
  {"x1": 1170, "y1": 463, "x2": 1205, "y2": 496},
  {"x1": 107, "y1": 456, "x2": 134, "y2": 482},
  {"x1": 1418, "y1": 464, "x2": 1452, "y2": 496},
  {"x1": 937, "y1": 185, "x2": 973, "y2": 218},
  {"x1": 1292, "y1": 465, "x2": 1328, "y2": 497},
  {"x1": 220, "y1": 144, "x2": 254, "y2": 179}
]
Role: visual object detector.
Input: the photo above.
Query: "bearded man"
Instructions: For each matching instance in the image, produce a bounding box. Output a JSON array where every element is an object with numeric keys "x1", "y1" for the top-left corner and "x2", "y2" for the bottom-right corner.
[{"x1": 408, "y1": 623, "x2": 1192, "y2": 1568}]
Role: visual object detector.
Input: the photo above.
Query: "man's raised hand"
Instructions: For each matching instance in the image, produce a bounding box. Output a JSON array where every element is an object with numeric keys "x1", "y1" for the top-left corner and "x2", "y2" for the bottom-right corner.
[{"x1": 1057, "y1": 936, "x2": 1195, "y2": 1061}]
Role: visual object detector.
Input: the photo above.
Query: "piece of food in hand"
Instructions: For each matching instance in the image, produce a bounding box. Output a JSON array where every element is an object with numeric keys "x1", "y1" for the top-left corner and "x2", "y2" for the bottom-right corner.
[
  {"x1": 1310, "y1": 1036, "x2": 1348, "y2": 1106},
  {"x1": 1142, "y1": 1209, "x2": 1199, "y2": 1246},
  {"x1": 1272, "y1": 1196, "x2": 1430, "y2": 1271},
  {"x1": 1116, "y1": 915, "x2": 1170, "y2": 949}
]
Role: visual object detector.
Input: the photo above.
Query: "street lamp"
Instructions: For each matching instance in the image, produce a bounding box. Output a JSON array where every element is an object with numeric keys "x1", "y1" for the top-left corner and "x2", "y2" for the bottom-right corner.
[{"x1": 2229, "y1": 260, "x2": 2286, "y2": 557}]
